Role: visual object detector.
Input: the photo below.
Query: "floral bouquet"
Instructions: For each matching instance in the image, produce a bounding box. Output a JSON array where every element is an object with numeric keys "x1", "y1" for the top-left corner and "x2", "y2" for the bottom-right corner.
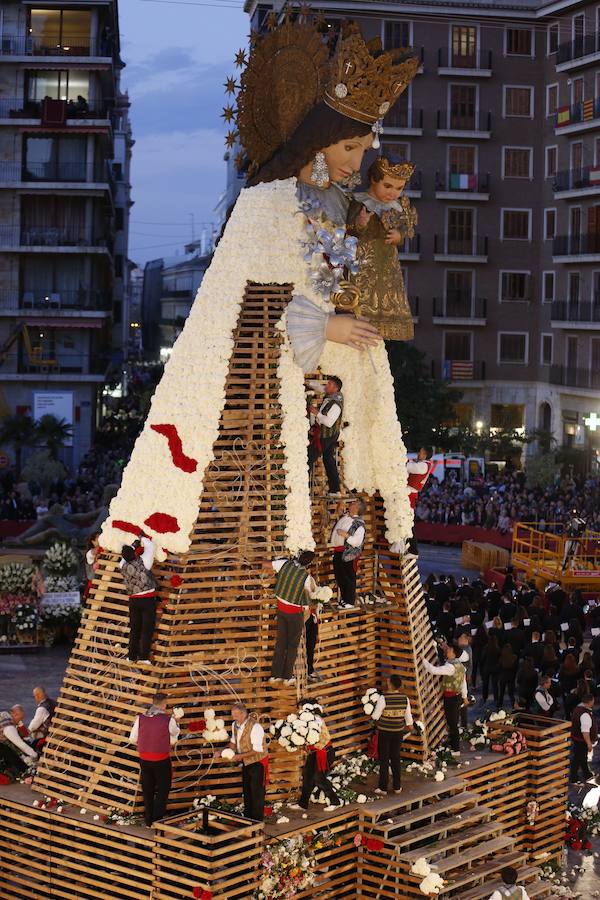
[
  {"x1": 490, "y1": 729, "x2": 527, "y2": 756},
  {"x1": 199, "y1": 709, "x2": 228, "y2": 743},
  {"x1": 564, "y1": 813, "x2": 592, "y2": 851},
  {"x1": 43, "y1": 542, "x2": 78, "y2": 576},
  {"x1": 409, "y1": 857, "x2": 446, "y2": 895},
  {"x1": 0, "y1": 564, "x2": 34, "y2": 595},
  {"x1": 256, "y1": 831, "x2": 334, "y2": 900},
  {"x1": 270, "y1": 702, "x2": 323, "y2": 753},
  {"x1": 361, "y1": 688, "x2": 382, "y2": 718}
]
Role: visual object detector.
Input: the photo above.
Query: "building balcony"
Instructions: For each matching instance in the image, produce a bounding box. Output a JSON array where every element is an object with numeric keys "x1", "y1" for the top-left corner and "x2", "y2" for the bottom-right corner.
[
  {"x1": 436, "y1": 110, "x2": 491, "y2": 138},
  {"x1": 550, "y1": 299, "x2": 600, "y2": 328},
  {"x1": 18, "y1": 353, "x2": 109, "y2": 377},
  {"x1": 0, "y1": 289, "x2": 111, "y2": 314},
  {"x1": 0, "y1": 34, "x2": 114, "y2": 60},
  {"x1": 383, "y1": 106, "x2": 423, "y2": 135},
  {"x1": 432, "y1": 295, "x2": 487, "y2": 324},
  {"x1": 432, "y1": 359, "x2": 486, "y2": 381},
  {"x1": 433, "y1": 235, "x2": 488, "y2": 262},
  {"x1": 0, "y1": 97, "x2": 111, "y2": 123},
  {"x1": 556, "y1": 32, "x2": 600, "y2": 71},
  {"x1": 0, "y1": 225, "x2": 113, "y2": 254},
  {"x1": 549, "y1": 364, "x2": 600, "y2": 390},
  {"x1": 397, "y1": 235, "x2": 420, "y2": 260},
  {"x1": 552, "y1": 166, "x2": 600, "y2": 198},
  {"x1": 555, "y1": 98, "x2": 600, "y2": 135},
  {"x1": 0, "y1": 161, "x2": 113, "y2": 190},
  {"x1": 552, "y1": 234, "x2": 600, "y2": 261},
  {"x1": 435, "y1": 171, "x2": 490, "y2": 200},
  {"x1": 437, "y1": 47, "x2": 492, "y2": 76}
]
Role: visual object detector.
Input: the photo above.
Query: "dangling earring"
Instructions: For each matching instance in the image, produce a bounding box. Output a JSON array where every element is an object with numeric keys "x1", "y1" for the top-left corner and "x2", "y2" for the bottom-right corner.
[{"x1": 310, "y1": 151, "x2": 330, "y2": 188}]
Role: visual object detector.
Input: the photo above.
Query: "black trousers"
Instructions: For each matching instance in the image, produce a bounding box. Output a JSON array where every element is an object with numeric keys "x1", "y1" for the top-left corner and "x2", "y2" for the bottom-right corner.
[
  {"x1": 139, "y1": 757, "x2": 171, "y2": 826},
  {"x1": 481, "y1": 672, "x2": 499, "y2": 705},
  {"x1": 271, "y1": 611, "x2": 304, "y2": 679},
  {"x1": 333, "y1": 552, "x2": 356, "y2": 606},
  {"x1": 443, "y1": 695, "x2": 461, "y2": 751},
  {"x1": 128, "y1": 596, "x2": 158, "y2": 660},
  {"x1": 498, "y1": 673, "x2": 516, "y2": 707},
  {"x1": 299, "y1": 746, "x2": 338, "y2": 808},
  {"x1": 306, "y1": 615, "x2": 318, "y2": 675},
  {"x1": 242, "y1": 761, "x2": 265, "y2": 820},
  {"x1": 378, "y1": 730, "x2": 403, "y2": 791},
  {"x1": 308, "y1": 435, "x2": 340, "y2": 493},
  {"x1": 570, "y1": 740, "x2": 593, "y2": 782},
  {"x1": 0, "y1": 742, "x2": 27, "y2": 772},
  {"x1": 406, "y1": 523, "x2": 418, "y2": 557}
]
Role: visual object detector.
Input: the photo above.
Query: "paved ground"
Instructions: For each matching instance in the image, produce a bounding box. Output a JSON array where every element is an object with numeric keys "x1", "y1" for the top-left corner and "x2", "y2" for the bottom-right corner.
[{"x1": 0, "y1": 544, "x2": 599, "y2": 894}]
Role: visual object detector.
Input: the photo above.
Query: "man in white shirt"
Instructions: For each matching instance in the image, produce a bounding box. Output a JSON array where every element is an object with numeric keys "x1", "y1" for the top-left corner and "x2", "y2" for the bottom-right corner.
[
  {"x1": 405, "y1": 447, "x2": 434, "y2": 559},
  {"x1": 533, "y1": 677, "x2": 555, "y2": 717},
  {"x1": 423, "y1": 644, "x2": 467, "y2": 755},
  {"x1": 308, "y1": 375, "x2": 343, "y2": 495},
  {"x1": 570, "y1": 693, "x2": 597, "y2": 784},
  {"x1": 220, "y1": 702, "x2": 268, "y2": 820},
  {"x1": 0, "y1": 706, "x2": 38, "y2": 771},
  {"x1": 329, "y1": 498, "x2": 366, "y2": 609},
  {"x1": 27, "y1": 686, "x2": 56, "y2": 747},
  {"x1": 486, "y1": 865, "x2": 530, "y2": 900}
]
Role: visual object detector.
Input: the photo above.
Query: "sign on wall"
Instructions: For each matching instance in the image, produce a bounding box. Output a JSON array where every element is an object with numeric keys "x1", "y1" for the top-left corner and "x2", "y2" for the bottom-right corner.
[{"x1": 33, "y1": 392, "x2": 74, "y2": 446}]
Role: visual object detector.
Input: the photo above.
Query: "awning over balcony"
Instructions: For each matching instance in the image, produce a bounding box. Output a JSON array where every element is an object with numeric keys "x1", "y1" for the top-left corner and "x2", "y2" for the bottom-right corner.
[{"x1": 20, "y1": 317, "x2": 105, "y2": 328}]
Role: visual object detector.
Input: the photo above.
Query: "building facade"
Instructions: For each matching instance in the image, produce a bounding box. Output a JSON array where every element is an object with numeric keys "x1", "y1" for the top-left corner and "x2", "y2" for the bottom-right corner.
[
  {"x1": 244, "y1": 0, "x2": 600, "y2": 453},
  {"x1": 0, "y1": 0, "x2": 132, "y2": 467}
]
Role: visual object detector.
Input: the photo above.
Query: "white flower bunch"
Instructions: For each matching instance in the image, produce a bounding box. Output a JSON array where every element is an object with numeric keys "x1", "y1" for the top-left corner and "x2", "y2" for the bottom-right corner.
[
  {"x1": 0, "y1": 563, "x2": 33, "y2": 594},
  {"x1": 315, "y1": 585, "x2": 333, "y2": 602},
  {"x1": 221, "y1": 748, "x2": 236, "y2": 760},
  {"x1": 44, "y1": 574, "x2": 79, "y2": 593},
  {"x1": 43, "y1": 542, "x2": 78, "y2": 576},
  {"x1": 410, "y1": 858, "x2": 445, "y2": 895},
  {"x1": 270, "y1": 704, "x2": 323, "y2": 753},
  {"x1": 172, "y1": 707, "x2": 184, "y2": 721},
  {"x1": 201, "y1": 709, "x2": 228, "y2": 743},
  {"x1": 488, "y1": 710, "x2": 507, "y2": 722},
  {"x1": 361, "y1": 688, "x2": 382, "y2": 718}
]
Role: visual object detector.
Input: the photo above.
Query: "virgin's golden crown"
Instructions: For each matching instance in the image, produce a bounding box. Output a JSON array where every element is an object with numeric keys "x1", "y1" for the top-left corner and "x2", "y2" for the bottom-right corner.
[{"x1": 325, "y1": 25, "x2": 419, "y2": 126}]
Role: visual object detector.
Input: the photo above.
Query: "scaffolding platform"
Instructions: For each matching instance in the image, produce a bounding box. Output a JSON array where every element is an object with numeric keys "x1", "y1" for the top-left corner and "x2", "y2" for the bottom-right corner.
[{"x1": 512, "y1": 522, "x2": 600, "y2": 590}]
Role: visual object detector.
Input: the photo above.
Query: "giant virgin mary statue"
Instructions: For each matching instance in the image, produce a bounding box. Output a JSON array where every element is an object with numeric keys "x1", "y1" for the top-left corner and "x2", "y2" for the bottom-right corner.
[{"x1": 99, "y1": 17, "x2": 419, "y2": 564}]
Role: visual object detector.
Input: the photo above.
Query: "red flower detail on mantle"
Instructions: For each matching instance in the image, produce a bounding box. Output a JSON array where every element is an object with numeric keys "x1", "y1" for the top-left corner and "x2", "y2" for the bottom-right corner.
[
  {"x1": 144, "y1": 512, "x2": 180, "y2": 534},
  {"x1": 112, "y1": 519, "x2": 142, "y2": 537},
  {"x1": 151, "y1": 423, "x2": 198, "y2": 474}
]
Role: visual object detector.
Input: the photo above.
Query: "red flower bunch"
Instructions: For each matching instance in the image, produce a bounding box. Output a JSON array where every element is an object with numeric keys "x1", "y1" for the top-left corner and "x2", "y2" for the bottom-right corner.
[
  {"x1": 564, "y1": 816, "x2": 592, "y2": 851},
  {"x1": 491, "y1": 729, "x2": 527, "y2": 756},
  {"x1": 187, "y1": 720, "x2": 206, "y2": 733},
  {"x1": 0, "y1": 773, "x2": 10, "y2": 785},
  {"x1": 192, "y1": 889, "x2": 212, "y2": 900},
  {"x1": 263, "y1": 805, "x2": 273, "y2": 817},
  {"x1": 170, "y1": 574, "x2": 183, "y2": 588},
  {"x1": 353, "y1": 833, "x2": 385, "y2": 852}
]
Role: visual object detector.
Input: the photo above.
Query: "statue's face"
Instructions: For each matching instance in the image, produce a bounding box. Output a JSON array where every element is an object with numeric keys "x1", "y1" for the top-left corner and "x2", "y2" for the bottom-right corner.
[
  {"x1": 322, "y1": 133, "x2": 373, "y2": 182},
  {"x1": 370, "y1": 174, "x2": 407, "y2": 203}
]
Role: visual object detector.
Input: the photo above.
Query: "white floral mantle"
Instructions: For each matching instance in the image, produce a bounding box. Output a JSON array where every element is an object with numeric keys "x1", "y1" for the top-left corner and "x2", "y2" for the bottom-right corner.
[{"x1": 100, "y1": 178, "x2": 412, "y2": 561}]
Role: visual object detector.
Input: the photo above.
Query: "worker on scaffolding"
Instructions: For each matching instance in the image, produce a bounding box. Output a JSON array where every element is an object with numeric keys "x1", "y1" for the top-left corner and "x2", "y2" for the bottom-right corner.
[{"x1": 562, "y1": 508, "x2": 587, "y2": 573}]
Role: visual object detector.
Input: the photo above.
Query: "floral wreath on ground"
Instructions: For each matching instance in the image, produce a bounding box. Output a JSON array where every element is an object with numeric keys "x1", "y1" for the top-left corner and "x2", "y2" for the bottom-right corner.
[
  {"x1": 255, "y1": 830, "x2": 336, "y2": 900},
  {"x1": 564, "y1": 802, "x2": 600, "y2": 851}
]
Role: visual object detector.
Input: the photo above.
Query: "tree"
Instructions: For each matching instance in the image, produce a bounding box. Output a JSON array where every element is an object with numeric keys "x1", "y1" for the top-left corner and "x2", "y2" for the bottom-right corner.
[
  {"x1": 35, "y1": 414, "x2": 73, "y2": 460},
  {"x1": 0, "y1": 415, "x2": 36, "y2": 477},
  {"x1": 386, "y1": 343, "x2": 461, "y2": 450},
  {"x1": 22, "y1": 450, "x2": 68, "y2": 493},
  {"x1": 525, "y1": 453, "x2": 560, "y2": 489}
]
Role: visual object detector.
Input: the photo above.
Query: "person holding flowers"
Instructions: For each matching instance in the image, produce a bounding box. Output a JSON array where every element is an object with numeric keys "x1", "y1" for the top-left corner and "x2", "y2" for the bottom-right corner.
[
  {"x1": 219, "y1": 701, "x2": 268, "y2": 821},
  {"x1": 423, "y1": 643, "x2": 467, "y2": 756},
  {"x1": 288, "y1": 700, "x2": 341, "y2": 812},
  {"x1": 372, "y1": 673, "x2": 413, "y2": 795}
]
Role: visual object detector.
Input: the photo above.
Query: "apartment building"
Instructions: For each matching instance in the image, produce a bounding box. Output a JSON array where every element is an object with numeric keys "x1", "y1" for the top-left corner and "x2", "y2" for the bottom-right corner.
[
  {"x1": 244, "y1": 0, "x2": 600, "y2": 451},
  {"x1": 0, "y1": 0, "x2": 132, "y2": 466}
]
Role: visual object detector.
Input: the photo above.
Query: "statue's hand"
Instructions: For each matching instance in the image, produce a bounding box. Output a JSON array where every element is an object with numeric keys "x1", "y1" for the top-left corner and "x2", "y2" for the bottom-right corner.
[{"x1": 325, "y1": 314, "x2": 382, "y2": 352}]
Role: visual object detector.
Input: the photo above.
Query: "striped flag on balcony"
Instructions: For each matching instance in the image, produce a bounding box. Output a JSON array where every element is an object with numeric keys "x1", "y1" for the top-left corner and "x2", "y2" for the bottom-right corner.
[
  {"x1": 584, "y1": 99, "x2": 595, "y2": 121},
  {"x1": 557, "y1": 106, "x2": 570, "y2": 126},
  {"x1": 590, "y1": 167, "x2": 600, "y2": 184},
  {"x1": 449, "y1": 361, "x2": 474, "y2": 380}
]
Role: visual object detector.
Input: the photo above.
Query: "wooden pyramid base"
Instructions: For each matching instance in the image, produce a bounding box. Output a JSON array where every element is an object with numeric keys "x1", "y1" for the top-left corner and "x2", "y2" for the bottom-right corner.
[
  {"x1": 33, "y1": 282, "x2": 444, "y2": 814},
  {"x1": 0, "y1": 722, "x2": 569, "y2": 900}
]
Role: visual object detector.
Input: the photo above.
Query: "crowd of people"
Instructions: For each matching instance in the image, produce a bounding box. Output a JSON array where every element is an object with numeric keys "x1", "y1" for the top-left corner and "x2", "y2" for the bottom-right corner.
[
  {"x1": 415, "y1": 469, "x2": 600, "y2": 535},
  {"x1": 423, "y1": 571, "x2": 600, "y2": 783}
]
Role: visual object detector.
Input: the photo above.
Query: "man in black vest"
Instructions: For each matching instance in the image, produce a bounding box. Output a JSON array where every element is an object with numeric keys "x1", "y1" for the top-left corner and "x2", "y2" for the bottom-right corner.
[
  {"x1": 120, "y1": 534, "x2": 159, "y2": 665},
  {"x1": 570, "y1": 692, "x2": 597, "y2": 784},
  {"x1": 329, "y1": 498, "x2": 366, "y2": 609},
  {"x1": 372, "y1": 674, "x2": 413, "y2": 795},
  {"x1": 308, "y1": 375, "x2": 343, "y2": 495},
  {"x1": 27, "y1": 686, "x2": 56, "y2": 750}
]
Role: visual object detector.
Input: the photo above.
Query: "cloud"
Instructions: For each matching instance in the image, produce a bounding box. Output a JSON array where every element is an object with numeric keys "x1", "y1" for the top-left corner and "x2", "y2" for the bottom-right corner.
[{"x1": 128, "y1": 128, "x2": 227, "y2": 265}]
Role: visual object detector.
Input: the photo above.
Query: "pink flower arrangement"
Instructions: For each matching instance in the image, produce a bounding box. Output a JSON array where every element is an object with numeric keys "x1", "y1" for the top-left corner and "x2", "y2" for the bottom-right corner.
[{"x1": 491, "y1": 729, "x2": 527, "y2": 756}]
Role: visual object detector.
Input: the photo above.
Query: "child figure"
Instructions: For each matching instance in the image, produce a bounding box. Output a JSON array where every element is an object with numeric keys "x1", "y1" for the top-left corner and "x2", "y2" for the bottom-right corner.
[{"x1": 346, "y1": 157, "x2": 418, "y2": 341}]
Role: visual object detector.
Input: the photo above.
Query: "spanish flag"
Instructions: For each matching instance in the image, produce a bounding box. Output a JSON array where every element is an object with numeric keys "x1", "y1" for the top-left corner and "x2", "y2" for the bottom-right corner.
[{"x1": 557, "y1": 106, "x2": 570, "y2": 126}]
